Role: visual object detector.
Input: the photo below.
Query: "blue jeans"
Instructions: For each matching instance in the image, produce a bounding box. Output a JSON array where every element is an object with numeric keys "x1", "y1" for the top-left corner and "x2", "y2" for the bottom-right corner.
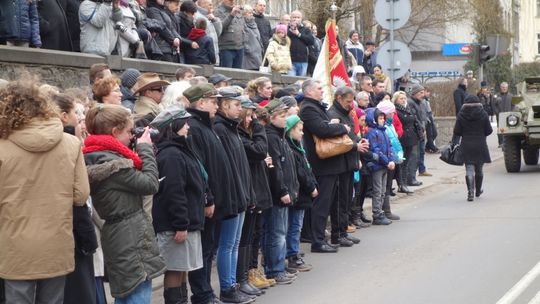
[
  {"x1": 217, "y1": 212, "x2": 245, "y2": 291},
  {"x1": 262, "y1": 205, "x2": 288, "y2": 277},
  {"x1": 418, "y1": 139, "x2": 426, "y2": 173},
  {"x1": 288, "y1": 62, "x2": 308, "y2": 76},
  {"x1": 286, "y1": 208, "x2": 305, "y2": 258},
  {"x1": 219, "y1": 49, "x2": 244, "y2": 69},
  {"x1": 114, "y1": 280, "x2": 152, "y2": 304}
]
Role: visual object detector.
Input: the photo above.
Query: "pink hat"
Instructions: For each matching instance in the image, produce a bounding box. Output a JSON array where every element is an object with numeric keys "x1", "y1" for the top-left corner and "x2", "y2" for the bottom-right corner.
[
  {"x1": 376, "y1": 100, "x2": 395, "y2": 115},
  {"x1": 355, "y1": 107, "x2": 365, "y2": 118},
  {"x1": 275, "y1": 24, "x2": 288, "y2": 34}
]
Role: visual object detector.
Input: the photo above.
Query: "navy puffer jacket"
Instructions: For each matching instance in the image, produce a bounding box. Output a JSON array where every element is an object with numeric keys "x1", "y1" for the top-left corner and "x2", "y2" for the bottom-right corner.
[{"x1": 0, "y1": 0, "x2": 41, "y2": 47}]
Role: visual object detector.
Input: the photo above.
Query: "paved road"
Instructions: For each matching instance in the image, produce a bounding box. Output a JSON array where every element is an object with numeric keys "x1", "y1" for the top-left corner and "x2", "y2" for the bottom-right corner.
[{"x1": 254, "y1": 160, "x2": 540, "y2": 304}]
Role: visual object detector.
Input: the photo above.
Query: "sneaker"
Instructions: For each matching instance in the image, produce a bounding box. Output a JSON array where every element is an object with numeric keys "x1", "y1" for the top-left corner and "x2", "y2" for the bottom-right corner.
[
  {"x1": 418, "y1": 171, "x2": 433, "y2": 177},
  {"x1": 284, "y1": 270, "x2": 297, "y2": 279},
  {"x1": 372, "y1": 214, "x2": 392, "y2": 225},
  {"x1": 248, "y1": 269, "x2": 270, "y2": 289},
  {"x1": 288, "y1": 256, "x2": 313, "y2": 272},
  {"x1": 285, "y1": 267, "x2": 299, "y2": 275},
  {"x1": 269, "y1": 272, "x2": 294, "y2": 285}
]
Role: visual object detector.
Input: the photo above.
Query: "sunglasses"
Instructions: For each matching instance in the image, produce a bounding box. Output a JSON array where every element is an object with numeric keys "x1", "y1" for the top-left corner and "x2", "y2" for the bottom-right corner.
[{"x1": 150, "y1": 87, "x2": 165, "y2": 92}]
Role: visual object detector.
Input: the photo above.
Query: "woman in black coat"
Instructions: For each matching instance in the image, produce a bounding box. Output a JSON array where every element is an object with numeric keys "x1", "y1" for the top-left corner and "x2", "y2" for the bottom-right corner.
[
  {"x1": 37, "y1": 0, "x2": 73, "y2": 51},
  {"x1": 453, "y1": 95, "x2": 493, "y2": 201},
  {"x1": 237, "y1": 98, "x2": 274, "y2": 292},
  {"x1": 393, "y1": 91, "x2": 419, "y2": 193}
]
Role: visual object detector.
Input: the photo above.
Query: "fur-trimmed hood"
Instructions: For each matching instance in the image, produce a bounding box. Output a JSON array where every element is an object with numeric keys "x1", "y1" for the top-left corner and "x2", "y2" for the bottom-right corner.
[{"x1": 86, "y1": 158, "x2": 134, "y2": 183}]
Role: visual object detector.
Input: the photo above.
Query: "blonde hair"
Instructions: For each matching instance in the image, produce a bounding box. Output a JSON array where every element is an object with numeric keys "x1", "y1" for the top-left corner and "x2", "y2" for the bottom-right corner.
[
  {"x1": 245, "y1": 77, "x2": 271, "y2": 98},
  {"x1": 391, "y1": 91, "x2": 407, "y2": 103}
]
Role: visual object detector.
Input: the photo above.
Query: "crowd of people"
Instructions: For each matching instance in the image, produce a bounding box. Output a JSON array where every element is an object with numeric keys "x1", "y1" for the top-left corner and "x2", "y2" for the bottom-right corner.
[
  {"x1": 0, "y1": 52, "x2": 443, "y2": 304},
  {"x1": 0, "y1": 0, "x2": 381, "y2": 77}
]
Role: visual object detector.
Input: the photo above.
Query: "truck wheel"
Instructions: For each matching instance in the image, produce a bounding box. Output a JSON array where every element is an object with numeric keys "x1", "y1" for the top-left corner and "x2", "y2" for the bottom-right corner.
[
  {"x1": 523, "y1": 148, "x2": 539, "y2": 165},
  {"x1": 504, "y1": 136, "x2": 521, "y2": 173}
]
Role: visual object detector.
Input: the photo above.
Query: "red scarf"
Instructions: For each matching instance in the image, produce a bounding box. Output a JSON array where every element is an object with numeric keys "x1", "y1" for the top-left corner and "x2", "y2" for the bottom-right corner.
[
  {"x1": 188, "y1": 28, "x2": 206, "y2": 41},
  {"x1": 350, "y1": 108, "x2": 360, "y2": 135},
  {"x1": 83, "y1": 135, "x2": 142, "y2": 170}
]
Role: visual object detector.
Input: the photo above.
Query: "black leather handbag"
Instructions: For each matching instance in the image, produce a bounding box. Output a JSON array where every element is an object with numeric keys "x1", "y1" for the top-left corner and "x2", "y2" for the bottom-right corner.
[{"x1": 440, "y1": 142, "x2": 464, "y2": 166}]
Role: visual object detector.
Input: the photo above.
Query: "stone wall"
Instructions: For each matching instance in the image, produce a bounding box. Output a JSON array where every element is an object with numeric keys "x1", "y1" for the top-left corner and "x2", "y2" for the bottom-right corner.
[
  {"x1": 434, "y1": 116, "x2": 457, "y2": 146},
  {"x1": 0, "y1": 46, "x2": 305, "y2": 89}
]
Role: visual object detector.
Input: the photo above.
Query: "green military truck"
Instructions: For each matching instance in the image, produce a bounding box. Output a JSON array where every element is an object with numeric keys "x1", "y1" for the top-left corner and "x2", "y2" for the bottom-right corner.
[{"x1": 498, "y1": 77, "x2": 540, "y2": 172}]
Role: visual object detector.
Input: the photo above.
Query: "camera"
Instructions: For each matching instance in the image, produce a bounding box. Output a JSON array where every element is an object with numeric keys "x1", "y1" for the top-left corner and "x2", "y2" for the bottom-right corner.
[{"x1": 132, "y1": 127, "x2": 160, "y2": 139}]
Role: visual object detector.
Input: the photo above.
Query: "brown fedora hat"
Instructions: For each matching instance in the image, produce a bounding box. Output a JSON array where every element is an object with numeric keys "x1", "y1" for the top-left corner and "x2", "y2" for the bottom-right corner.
[{"x1": 133, "y1": 72, "x2": 171, "y2": 94}]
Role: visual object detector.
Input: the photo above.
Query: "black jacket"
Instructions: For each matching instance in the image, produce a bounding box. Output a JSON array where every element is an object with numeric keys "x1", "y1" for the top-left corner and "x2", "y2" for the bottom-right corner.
[
  {"x1": 395, "y1": 103, "x2": 421, "y2": 148},
  {"x1": 299, "y1": 97, "x2": 349, "y2": 176},
  {"x1": 266, "y1": 123, "x2": 299, "y2": 206},
  {"x1": 213, "y1": 113, "x2": 253, "y2": 213},
  {"x1": 146, "y1": 4, "x2": 180, "y2": 55},
  {"x1": 153, "y1": 136, "x2": 207, "y2": 233},
  {"x1": 327, "y1": 101, "x2": 360, "y2": 172},
  {"x1": 176, "y1": 11, "x2": 195, "y2": 51},
  {"x1": 184, "y1": 34, "x2": 216, "y2": 64},
  {"x1": 453, "y1": 103, "x2": 493, "y2": 164},
  {"x1": 478, "y1": 92, "x2": 494, "y2": 116},
  {"x1": 239, "y1": 121, "x2": 273, "y2": 211},
  {"x1": 287, "y1": 138, "x2": 317, "y2": 210},
  {"x1": 288, "y1": 24, "x2": 314, "y2": 63},
  {"x1": 186, "y1": 108, "x2": 237, "y2": 220},
  {"x1": 253, "y1": 12, "x2": 272, "y2": 53},
  {"x1": 408, "y1": 96, "x2": 427, "y2": 135},
  {"x1": 38, "y1": 0, "x2": 74, "y2": 51},
  {"x1": 453, "y1": 84, "x2": 467, "y2": 116}
]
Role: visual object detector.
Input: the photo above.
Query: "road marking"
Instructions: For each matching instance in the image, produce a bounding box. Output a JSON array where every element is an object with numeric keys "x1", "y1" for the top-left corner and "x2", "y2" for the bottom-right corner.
[
  {"x1": 496, "y1": 260, "x2": 540, "y2": 304},
  {"x1": 528, "y1": 290, "x2": 540, "y2": 304}
]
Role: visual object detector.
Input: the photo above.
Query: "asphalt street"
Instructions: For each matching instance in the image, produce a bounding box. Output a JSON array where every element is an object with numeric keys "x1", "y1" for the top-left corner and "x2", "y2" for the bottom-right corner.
[{"x1": 254, "y1": 159, "x2": 540, "y2": 304}]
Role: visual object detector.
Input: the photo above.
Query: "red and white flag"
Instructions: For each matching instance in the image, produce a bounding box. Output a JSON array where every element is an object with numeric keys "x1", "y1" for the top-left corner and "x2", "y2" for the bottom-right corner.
[{"x1": 312, "y1": 19, "x2": 351, "y2": 103}]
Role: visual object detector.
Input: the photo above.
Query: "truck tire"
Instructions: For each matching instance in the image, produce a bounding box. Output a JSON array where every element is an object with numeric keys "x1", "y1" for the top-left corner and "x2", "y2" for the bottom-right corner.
[
  {"x1": 503, "y1": 136, "x2": 521, "y2": 173},
  {"x1": 523, "y1": 148, "x2": 539, "y2": 165}
]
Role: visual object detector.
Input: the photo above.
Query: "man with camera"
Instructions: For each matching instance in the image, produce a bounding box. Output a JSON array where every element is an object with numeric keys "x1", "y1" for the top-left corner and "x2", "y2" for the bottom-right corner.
[
  {"x1": 215, "y1": 0, "x2": 246, "y2": 69},
  {"x1": 287, "y1": 10, "x2": 314, "y2": 77}
]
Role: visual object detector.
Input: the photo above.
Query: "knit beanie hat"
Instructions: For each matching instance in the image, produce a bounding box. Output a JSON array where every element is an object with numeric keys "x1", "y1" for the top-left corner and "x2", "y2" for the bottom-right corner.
[
  {"x1": 376, "y1": 100, "x2": 396, "y2": 115},
  {"x1": 409, "y1": 83, "x2": 425, "y2": 96},
  {"x1": 285, "y1": 115, "x2": 302, "y2": 133},
  {"x1": 121, "y1": 68, "x2": 141, "y2": 89},
  {"x1": 275, "y1": 24, "x2": 288, "y2": 34}
]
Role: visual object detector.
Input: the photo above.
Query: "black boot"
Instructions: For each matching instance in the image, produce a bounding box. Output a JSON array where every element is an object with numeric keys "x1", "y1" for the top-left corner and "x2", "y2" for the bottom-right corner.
[
  {"x1": 466, "y1": 176, "x2": 474, "y2": 201},
  {"x1": 180, "y1": 283, "x2": 188, "y2": 304},
  {"x1": 164, "y1": 287, "x2": 183, "y2": 304},
  {"x1": 383, "y1": 197, "x2": 400, "y2": 221},
  {"x1": 398, "y1": 167, "x2": 414, "y2": 194},
  {"x1": 237, "y1": 246, "x2": 262, "y2": 297},
  {"x1": 475, "y1": 175, "x2": 484, "y2": 197},
  {"x1": 220, "y1": 284, "x2": 254, "y2": 304}
]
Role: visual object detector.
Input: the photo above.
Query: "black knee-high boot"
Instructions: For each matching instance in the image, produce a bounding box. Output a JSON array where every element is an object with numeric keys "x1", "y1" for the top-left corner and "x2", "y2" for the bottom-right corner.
[
  {"x1": 237, "y1": 246, "x2": 262, "y2": 296},
  {"x1": 164, "y1": 287, "x2": 183, "y2": 304},
  {"x1": 475, "y1": 175, "x2": 484, "y2": 197},
  {"x1": 466, "y1": 175, "x2": 475, "y2": 201}
]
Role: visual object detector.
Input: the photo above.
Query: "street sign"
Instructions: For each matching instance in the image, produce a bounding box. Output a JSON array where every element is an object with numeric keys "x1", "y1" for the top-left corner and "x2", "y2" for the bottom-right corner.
[
  {"x1": 374, "y1": 0, "x2": 411, "y2": 30},
  {"x1": 377, "y1": 40, "x2": 412, "y2": 80},
  {"x1": 410, "y1": 71, "x2": 462, "y2": 78},
  {"x1": 442, "y1": 43, "x2": 474, "y2": 56}
]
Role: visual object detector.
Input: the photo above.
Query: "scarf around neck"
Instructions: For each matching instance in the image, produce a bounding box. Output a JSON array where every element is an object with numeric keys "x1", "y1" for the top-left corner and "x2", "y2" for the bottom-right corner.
[
  {"x1": 83, "y1": 134, "x2": 142, "y2": 170},
  {"x1": 188, "y1": 28, "x2": 206, "y2": 41}
]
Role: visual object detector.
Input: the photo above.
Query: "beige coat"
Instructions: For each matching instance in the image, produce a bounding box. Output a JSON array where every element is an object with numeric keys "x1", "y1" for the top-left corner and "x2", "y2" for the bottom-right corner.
[
  {"x1": 0, "y1": 118, "x2": 90, "y2": 280},
  {"x1": 265, "y1": 34, "x2": 292, "y2": 74},
  {"x1": 133, "y1": 95, "x2": 161, "y2": 119}
]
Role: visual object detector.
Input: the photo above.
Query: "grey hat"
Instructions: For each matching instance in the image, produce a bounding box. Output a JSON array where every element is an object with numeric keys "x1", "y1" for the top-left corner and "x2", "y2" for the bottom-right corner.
[
  {"x1": 218, "y1": 86, "x2": 243, "y2": 100},
  {"x1": 150, "y1": 104, "x2": 191, "y2": 128},
  {"x1": 279, "y1": 96, "x2": 297, "y2": 108},
  {"x1": 409, "y1": 83, "x2": 425, "y2": 96},
  {"x1": 240, "y1": 96, "x2": 257, "y2": 109},
  {"x1": 208, "y1": 73, "x2": 232, "y2": 85},
  {"x1": 121, "y1": 68, "x2": 141, "y2": 89}
]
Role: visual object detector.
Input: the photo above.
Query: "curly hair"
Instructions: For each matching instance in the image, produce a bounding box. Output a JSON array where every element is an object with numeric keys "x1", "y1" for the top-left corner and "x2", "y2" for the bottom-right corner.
[
  {"x1": 0, "y1": 80, "x2": 57, "y2": 139},
  {"x1": 245, "y1": 77, "x2": 271, "y2": 98},
  {"x1": 92, "y1": 76, "x2": 121, "y2": 103}
]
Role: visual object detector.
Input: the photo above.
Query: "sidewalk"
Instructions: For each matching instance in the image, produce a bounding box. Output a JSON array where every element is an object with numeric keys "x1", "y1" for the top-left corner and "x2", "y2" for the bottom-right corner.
[{"x1": 105, "y1": 129, "x2": 504, "y2": 304}]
